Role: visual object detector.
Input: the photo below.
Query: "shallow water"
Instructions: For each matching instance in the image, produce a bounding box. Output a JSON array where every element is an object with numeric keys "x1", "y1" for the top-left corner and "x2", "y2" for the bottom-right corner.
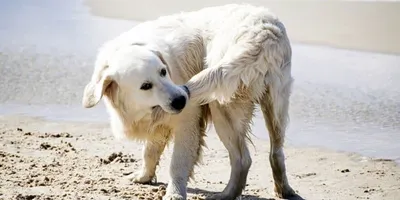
[{"x1": 0, "y1": 0, "x2": 399, "y2": 163}]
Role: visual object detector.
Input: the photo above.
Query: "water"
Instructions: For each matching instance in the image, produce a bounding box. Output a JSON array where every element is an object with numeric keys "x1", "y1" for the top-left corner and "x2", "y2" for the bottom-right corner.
[{"x1": 0, "y1": 0, "x2": 399, "y2": 163}]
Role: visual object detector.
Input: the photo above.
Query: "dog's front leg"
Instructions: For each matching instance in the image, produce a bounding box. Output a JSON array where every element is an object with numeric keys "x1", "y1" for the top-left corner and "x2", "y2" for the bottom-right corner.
[
  {"x1": 127, "y1": 138, "x2": 168, "y2": 184},
  {"x1": 164, "y1": 119, "x2": 203, "y2": 200}
]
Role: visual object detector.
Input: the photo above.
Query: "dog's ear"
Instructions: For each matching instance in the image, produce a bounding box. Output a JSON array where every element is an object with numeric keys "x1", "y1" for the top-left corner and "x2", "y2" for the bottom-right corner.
[
  {"x1": 82, "y1": 73, "x2": 114, "y2": 108},
  {"x1": 151, "y1": 50, "x2": 168, "y2": 66},
  {"x1": 150, "y1": 50, "x2": 172, "y2": 76}
]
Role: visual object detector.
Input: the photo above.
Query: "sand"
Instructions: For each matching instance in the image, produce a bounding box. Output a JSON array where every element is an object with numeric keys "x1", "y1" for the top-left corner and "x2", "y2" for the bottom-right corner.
[
  {"x1": 1, "y1": 1, "x2": 400, "y2": 200},
  {"x1": 1, "y1": 116, "x2": 399, "y2": 200}
]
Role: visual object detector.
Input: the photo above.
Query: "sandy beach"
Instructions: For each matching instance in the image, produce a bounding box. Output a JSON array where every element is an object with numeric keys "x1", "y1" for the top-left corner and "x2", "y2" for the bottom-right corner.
[
  {"x1": 1, "y1": 116, "x2": 400, "y2": 200},
  {"x1": 0, "y1": 0, "x2": 400, "y2": 200}
]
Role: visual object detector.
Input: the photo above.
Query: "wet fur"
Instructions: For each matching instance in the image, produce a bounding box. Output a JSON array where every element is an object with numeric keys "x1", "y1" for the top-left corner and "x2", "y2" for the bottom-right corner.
[{"x1": 82, "y1": 4, "x2": 295, "y2": 200}]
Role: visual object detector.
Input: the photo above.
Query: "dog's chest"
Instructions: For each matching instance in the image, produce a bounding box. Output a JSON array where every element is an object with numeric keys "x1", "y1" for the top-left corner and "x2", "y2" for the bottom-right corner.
[{"x1": 129, "y1": 119, "x2": 172, "y2": 140}]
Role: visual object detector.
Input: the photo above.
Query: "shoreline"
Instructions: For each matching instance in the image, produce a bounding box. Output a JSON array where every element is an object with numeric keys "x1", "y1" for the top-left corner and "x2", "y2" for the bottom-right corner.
[
  {"x1": 1, "y1": 102, "x2": 399, "y2": 165},
  {"x1": 1, "y1": 113, "x2": 400, "y2": 165}
]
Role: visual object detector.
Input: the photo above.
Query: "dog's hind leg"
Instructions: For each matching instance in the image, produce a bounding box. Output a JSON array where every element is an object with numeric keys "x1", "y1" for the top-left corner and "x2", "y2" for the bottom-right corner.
[
  {"x1": 259, "y1": 73, "x2": 296, "y2": 198},
  {"x1": 208, "y1": 101, "x2": 254, "y2": 200}
]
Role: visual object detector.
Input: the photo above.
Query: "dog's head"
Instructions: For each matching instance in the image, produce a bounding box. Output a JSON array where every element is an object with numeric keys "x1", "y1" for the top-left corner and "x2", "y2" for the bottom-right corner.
[{"x1": 82, "y1": 44, "x2": 189, "y2": 116}]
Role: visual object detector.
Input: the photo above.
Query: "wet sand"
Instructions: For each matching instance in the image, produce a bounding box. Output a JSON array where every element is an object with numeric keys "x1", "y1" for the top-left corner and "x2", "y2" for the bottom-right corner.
[{"x1": 1, "y1": 0, "x2": 400, "y2": 199}]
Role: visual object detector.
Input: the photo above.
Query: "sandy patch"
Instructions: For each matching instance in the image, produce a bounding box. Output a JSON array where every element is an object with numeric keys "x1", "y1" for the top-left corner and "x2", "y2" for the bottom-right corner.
[{"x1": 0, "y1": 115, "x2": 399, "y2": 200}]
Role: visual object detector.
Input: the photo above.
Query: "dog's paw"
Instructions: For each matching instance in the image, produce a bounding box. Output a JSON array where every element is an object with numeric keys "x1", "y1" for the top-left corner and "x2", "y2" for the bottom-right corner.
[
  {"x1": 274, "y1": 185, "x2": 297, "y2": 199},
  {"x1": 125, "y1": 171, "x2": 156, "y2": 184},
  {"x1": 208, "y1": 192, "x2": 238, "y2": 200},
  {"x1": 162, "y1": 194, "x2": 185, "y2": 200}
]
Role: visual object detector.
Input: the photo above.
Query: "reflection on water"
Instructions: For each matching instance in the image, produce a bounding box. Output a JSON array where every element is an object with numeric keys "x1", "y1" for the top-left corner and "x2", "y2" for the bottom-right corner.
[
  {"x1": 0, "y1": 0, "x2": 135, "y2": 55},
  {"x1": 0, "y1": 0, "x2": 136, "y2": 105},
  {"x1": 0, "y1": 0, "x2": 399, "y2": 163}
]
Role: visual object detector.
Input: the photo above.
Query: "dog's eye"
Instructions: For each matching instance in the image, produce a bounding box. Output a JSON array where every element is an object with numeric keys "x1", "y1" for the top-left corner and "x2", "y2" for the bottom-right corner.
[
  {"x1": 160, "y1": 68, "x2": 167, "y2": 77},
  {"x1": 140, "y1": 82, "x2": 153, "y2": 90}
]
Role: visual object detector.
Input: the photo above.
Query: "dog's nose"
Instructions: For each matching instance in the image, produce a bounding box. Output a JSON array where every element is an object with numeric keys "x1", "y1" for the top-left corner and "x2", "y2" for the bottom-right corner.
[{"x1": 170, "y1": 95, "x2": 186, "y2": 111}]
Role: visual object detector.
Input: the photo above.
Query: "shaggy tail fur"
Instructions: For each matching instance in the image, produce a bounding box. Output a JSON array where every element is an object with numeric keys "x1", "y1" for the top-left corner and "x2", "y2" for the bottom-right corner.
[{"x1": 185, "y1": 20, "x2": 292, "y2": 127}]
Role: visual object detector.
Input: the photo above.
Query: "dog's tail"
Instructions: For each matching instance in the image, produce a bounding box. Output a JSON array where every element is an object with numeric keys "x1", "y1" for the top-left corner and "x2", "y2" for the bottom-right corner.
[{"x1": 185, "y1": 20, "x2": 292, "y2": 110}]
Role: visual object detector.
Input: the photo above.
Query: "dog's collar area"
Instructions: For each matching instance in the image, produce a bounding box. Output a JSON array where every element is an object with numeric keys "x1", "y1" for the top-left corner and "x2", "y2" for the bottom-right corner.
[{"x1": 182, "y1": 85, "x2": 190, "y2": 98}]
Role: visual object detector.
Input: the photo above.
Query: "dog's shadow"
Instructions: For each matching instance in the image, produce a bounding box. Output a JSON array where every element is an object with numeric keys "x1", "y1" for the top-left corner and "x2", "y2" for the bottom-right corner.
[
  {"x1": 188, "y1": 187, "x2": 305, "y2": 200},
  {"x1": 151, "y1": 182, "x2": 305, "y2": 200}
]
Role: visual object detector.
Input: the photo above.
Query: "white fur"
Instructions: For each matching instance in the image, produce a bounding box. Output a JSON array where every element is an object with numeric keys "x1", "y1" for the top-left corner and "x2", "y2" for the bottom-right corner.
[{"x1": 82, "y1": 4, "x2": 295, "y2": 200}]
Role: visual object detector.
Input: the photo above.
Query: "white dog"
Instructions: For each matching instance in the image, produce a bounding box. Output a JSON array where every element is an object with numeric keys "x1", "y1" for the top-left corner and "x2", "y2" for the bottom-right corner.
[{"x1": 82, "y1": 4, "x2": 295, "y2": 200}]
